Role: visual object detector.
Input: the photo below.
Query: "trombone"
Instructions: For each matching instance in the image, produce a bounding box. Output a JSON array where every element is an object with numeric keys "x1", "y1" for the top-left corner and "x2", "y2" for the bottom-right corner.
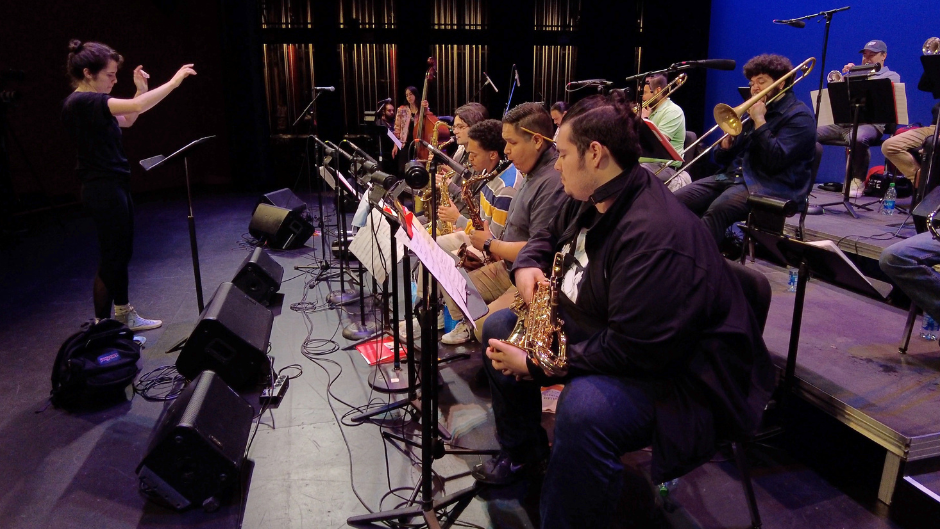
[
  {"x1": 665, "y1": 57, "x2": 816, "y2": 184},
  {"x1": 637, "y1": 73, "x2": 688, "y2": 114}
]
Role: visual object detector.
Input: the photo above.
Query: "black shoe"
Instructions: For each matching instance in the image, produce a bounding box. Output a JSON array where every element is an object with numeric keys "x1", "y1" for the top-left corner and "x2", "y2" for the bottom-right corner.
[{"x1": 472, "y1": 452, "x2": 527, "y2": 485}]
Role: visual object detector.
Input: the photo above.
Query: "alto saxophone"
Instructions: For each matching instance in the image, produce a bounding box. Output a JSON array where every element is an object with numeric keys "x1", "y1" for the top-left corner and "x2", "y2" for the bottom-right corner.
[
  {"x1": 420, "y1": 122, "x2": 456, "y2": 236},
  {"x1": 457, "y1": 159, "x2": 511, "y2": 271},
  {"x1": 506, "y1": 252, "x2": 568, "y2": 377}
]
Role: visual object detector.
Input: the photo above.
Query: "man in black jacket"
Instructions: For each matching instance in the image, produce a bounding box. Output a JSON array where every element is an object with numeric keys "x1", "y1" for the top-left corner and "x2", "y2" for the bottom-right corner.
[
  {"x1": 472, "y1": 93, "x2": 775, "y2": 528},
  {"x1": 674, "y1": 54, "x2": 816, "y2": 245}
]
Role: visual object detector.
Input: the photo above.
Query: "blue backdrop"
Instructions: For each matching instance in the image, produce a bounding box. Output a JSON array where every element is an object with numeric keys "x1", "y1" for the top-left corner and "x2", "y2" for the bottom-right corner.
[{"x1": 706, "y1": 1, "x2": 938, "y2": 183}]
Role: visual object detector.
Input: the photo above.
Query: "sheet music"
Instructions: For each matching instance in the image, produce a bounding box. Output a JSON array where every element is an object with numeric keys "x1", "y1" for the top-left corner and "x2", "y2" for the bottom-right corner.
[
  {"x1": 894, "y1": 83, "x2": 909, "y2": 125},
  {"x1": 397, "y1": 217, "x2": 475, "y2": 329},
  {"x1": 810, "y1": 89, "x2": 834, "y2": 127},
  {"x1": 387, "y1": 129, "x2": 403, "y2": 150},
  {"x1": 349, "y1": 209, "x2": 404, "y2": 284}
]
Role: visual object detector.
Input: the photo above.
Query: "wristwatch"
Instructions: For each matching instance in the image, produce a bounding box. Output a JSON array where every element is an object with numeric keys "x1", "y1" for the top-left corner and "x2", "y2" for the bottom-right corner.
[{"x1": 483, "y1": 237, "x2": 495, "y2": 256}]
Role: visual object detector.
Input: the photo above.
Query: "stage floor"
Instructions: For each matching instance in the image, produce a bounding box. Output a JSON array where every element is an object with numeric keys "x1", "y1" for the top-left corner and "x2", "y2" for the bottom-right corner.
[{"x1": 0, "y1": 189, "x2": 934, "y2": 528}]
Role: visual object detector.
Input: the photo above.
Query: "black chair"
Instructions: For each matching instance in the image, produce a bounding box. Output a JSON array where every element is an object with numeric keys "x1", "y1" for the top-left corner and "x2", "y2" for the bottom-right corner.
[
  {"x1": 723, "y1": 259, "x2": 772, "y2": 529},
  {"x1": 739, "y1": 194, "x2": 803, "y2": 264}
]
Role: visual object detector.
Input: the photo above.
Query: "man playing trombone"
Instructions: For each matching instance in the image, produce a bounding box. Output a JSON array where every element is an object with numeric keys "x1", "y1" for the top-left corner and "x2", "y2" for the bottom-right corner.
[
  {"x1": 639, "y1": 74, "x2": 689, "y2": 190},
  {"x1": 674, "y1": 54, "x2": 816, "y2": 246}
]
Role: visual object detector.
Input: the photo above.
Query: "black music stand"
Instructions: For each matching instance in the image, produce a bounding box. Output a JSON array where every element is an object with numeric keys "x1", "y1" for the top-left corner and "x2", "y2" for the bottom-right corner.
[
  {"x1": 140, "y1": 135, "x2": 215, "y2": 313},
  {"x1": 744, "y1": 227, "x2": 889, "y2": 390},
  {"x1": 816, "y1": 78, "x2": 897, "y2": 218}
]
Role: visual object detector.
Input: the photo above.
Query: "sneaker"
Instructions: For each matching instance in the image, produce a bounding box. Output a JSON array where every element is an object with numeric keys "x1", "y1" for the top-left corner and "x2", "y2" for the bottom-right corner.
[
  {"x1": 471, "y1": 452, "x2": 527, "y2": 485},
  {"x1": 441, "y1": 320, "x2": 473, "y2": 345},
  {"x1": 437, "y1": 311, "x2": 446, "y2": 330},
  {"x1": 397, "y1": 317, "x2": 421, "y2": 343},
  {"x1": 114, "y1": 306, "x2": 162, "y2": 331},
  {"x1": 849, "y1": 179, "x2": 864, "y2": 199}
]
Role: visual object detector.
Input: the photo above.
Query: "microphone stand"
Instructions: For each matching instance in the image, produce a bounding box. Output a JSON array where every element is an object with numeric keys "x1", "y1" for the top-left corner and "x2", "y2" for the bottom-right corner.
[
  {"x1": 779, "y1": 6, "x2": 851, "y2": 127},
  {"x1": 341, "y1": 149, "x2": 379, "y2": 340},
  {"x1": 504, "y1": 66, "x2": 518, "y2": 117},
  {"x1": 319, "y1": 139, "x2": 357, "y2": 305}
]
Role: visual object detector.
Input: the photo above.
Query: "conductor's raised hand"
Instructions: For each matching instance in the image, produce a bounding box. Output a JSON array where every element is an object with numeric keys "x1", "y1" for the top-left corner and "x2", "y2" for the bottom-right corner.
[
  {"x1": 514, "y1": 266, "x2": 546, "y2": 305},
  {"x1": 172, "y1": 64, "x2": 197, "y2": 87},
  {"x1": 133, "y1": 65, "x2": 150, "y2": 93}
]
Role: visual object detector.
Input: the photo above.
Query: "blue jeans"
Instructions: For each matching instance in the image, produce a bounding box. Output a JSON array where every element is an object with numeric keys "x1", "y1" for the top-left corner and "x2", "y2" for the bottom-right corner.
[
  {"x1": 673, "y1": 175, "x2": 750, "y2": 244},
  {"x1": 817, "y1": 124, "x2": 884, "y2": 181},
  {"x1": 880, "y1": 232, "x2": 940, "y2": 322},
  {"x1": 482, "y1": 309, "x2": 657, "y2": 528}
]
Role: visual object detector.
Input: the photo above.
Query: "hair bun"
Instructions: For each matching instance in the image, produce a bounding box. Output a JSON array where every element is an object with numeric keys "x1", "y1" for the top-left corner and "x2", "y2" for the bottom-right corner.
[{"x1": 68, "y1": 39, "x2": 83, "y2": 53}]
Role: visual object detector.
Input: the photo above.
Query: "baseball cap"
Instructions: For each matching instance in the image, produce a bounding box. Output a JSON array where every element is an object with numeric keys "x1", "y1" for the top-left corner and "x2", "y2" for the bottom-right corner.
[{"x1": 860, "y1": 40, "x2": 887, "y2": 54}]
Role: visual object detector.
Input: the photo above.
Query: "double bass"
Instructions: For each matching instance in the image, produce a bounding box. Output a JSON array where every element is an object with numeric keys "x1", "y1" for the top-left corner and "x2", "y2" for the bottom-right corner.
[{"x1": 412, "y1": 57, "x2": 450, "y2": 162}]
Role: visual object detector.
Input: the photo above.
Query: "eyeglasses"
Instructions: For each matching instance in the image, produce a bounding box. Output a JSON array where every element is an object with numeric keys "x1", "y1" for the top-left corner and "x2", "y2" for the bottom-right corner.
[{"x1": 453, "y1": 123, "x2": 469, "y2": 131}]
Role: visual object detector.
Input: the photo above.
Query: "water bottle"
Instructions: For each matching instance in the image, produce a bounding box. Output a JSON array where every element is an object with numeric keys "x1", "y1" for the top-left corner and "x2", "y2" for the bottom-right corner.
[
  {"x1": 658, "y1": 478, "x2": 680, "y2": 499},
  {"x1": 882, "y1": 182, "x2": 897, "y2": 215},
  {"x1": 921, "y1": 314, "x2": 939, "y2": 341},
  {"x1": 787, "y1": 268, "x2": 798, "y2": 292}
]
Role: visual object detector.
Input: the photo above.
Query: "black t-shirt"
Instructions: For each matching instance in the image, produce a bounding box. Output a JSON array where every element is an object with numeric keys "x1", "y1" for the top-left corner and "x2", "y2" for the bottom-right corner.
[{"x1": 62, "y1": 91, "x2": 130, "y2": 182}]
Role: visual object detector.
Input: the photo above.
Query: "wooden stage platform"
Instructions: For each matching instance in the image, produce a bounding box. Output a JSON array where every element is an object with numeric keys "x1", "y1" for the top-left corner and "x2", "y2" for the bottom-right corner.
[{"x1": 756, "y1": 185, "x2": 940, "y2": 507}]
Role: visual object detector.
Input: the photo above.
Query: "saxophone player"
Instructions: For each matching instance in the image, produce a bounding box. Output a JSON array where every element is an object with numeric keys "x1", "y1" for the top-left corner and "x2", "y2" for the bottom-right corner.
[
  {"x1": 474, "y1": 92, "x2": 774, "y2": 529},
  {"x1": 437, "y1": 103, "x2": 567, "y2": 345}
]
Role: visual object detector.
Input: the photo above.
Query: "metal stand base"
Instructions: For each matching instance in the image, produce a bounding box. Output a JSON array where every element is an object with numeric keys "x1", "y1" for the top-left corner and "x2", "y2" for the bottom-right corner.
[
  {"x1": 342, "y1": 321, "x2": 379, "y2": 340},
  {"x1": 328, "y1": 289, "x2": 357, "y2": 305},
  {"x1": 368, "y1": 363, "x2": 414, "y2": 393}
]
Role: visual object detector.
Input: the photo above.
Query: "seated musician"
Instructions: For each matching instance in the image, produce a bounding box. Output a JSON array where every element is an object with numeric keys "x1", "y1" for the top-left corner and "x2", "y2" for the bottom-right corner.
[
  {"x1": 880, "y1": 231, "x2": 940, "y2": 327},
  {"x1": 437, "y1": 102, "x2": 567, "y2": 345},
  {"x1": 439, "y1": 119, "x2": 518, "y2": 344},
  {"x1": 881, "y1": 102, "x2": 938, "y2": 187},
  {"x1": 674, "y1": 54, "x2": 816, "y2": 245},
  {"x1": 474, "y1": 91, "x2": 775, "y2": 528},
  {"x1": 639, "y1": 73, "x2": 690, "y2": 191},
  {"x1": 816, "y1": 40, "x2": 901, "y2": 193}
]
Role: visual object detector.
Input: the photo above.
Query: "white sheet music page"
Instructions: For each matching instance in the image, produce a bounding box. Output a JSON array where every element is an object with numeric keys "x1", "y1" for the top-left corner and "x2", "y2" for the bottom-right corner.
[
  {"x1": 349, "y1": 208, "x2": 403, "y2": 284},
  {"x1": 396, "y1": 217, "x2": 475, "y2": 329},
  {"x1": 387, "y1": 128, "x2": 403, "y2": 150}
]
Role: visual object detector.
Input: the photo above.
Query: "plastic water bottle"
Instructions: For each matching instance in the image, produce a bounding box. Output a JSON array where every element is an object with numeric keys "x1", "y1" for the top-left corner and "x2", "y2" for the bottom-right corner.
[
  {"x1": 787, "y1": 268, "x2": 798, "y2": 292},
  {"x1": 882, "y1": 182, "x2": 897, "y2": 215},
  {"x1": 658, "y1": 478, "x2": 680, "y2": 499},
  {"x1": 922, "y1": 314, "x2": 939, "y2": 341}
]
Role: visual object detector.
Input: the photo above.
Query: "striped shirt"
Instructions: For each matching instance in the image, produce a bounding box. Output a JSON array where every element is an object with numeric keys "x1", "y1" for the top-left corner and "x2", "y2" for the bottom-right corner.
[{"x1": 465, "y1": 163, "x2": 517, "y2": 239}]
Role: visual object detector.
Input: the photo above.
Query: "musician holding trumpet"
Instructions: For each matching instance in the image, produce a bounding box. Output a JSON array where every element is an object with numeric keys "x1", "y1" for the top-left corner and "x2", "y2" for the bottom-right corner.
[
  {"x1": 473, "y1": 92, "x2": 774, "y2": 528},
  {"x1": 674, "y1": 54, "x2": 816, "y2": 245},
  {"x1": 816, "y1": 40, "x2": 901, "y2": 191}
]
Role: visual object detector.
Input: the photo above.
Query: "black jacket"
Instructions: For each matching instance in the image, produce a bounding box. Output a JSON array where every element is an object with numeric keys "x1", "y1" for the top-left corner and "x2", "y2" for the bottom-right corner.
[{"x1": 513, "y1": 164, "x2": 776, "y2": 481}]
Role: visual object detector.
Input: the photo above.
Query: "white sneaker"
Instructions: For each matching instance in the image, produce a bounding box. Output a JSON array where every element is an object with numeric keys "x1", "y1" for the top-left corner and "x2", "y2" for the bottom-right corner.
[
  {"x1": 114, "y1": 306, "x2": 162, "y2": 331},
  {"x1": 849, "y1": 179, "x2": 864, "y2": 199},
  {"x1": 397, "y1": 317, "x2": 421, "y2": 342},
  {"x1": 437, "y1": 311, "x2": 446, "y2": 330},
  {"x1": 441, "y1": 320, "x2": 473, "y2": 345}
]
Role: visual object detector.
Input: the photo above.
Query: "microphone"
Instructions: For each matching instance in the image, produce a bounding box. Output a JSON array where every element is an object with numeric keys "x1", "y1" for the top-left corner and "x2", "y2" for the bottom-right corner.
[
  {"x1": 377, "y1": 97, "x2": 392, "y2": 104},
  {"x1": 514, "y1": 68, "x2": 521, "y2": 88},
  {"x1": 419, "y1": 139, "x2": 472, "y2": 178},
  {"x1": 567, "y1": 79, "x2": 614, "y2": 89},
  {"x1": 314, "y1": 86, "x2": 335, "y2": 92},
  {"x1": 773, "y1": 19, "x2": 806, "y2": 28},
  {"x1": 483, "y1": 71, "x2": 499, "y2": 93},
  {"x1": 670, "y1": 59, "x2": 737, "y2": 71}
]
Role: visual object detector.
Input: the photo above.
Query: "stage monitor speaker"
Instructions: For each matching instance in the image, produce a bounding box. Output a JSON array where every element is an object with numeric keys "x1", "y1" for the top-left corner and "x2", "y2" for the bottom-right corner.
[
  {"x1": 176, "y1": 282, "x2": 273, "y2": 390},
  {"x1": 259, "y1": 187, "x2": 307, "y2": 215},
  {"x1": 136, "y1": 370, "x2": 254, "y2": 511},
  {"x1": 248, "y1": 203, "x2": 314, "y2": 250},
  {"x1": 232, "y1": 247, "x2": 283, "y2": 306}
]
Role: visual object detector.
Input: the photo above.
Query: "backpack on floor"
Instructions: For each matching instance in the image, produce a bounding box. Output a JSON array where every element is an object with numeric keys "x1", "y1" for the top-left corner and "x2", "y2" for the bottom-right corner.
[{"x1": 50, "y1": 318, "x2": 141, "y2": 408}]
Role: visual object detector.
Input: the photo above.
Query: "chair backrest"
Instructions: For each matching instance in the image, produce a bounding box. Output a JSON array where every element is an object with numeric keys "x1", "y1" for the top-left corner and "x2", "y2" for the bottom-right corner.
[
  {"x1": 725, "y1": 260, "x2": 772, "y2": 331},
  {"x1": 683, "y1": 131, "x2": 698, "y2": 165}
]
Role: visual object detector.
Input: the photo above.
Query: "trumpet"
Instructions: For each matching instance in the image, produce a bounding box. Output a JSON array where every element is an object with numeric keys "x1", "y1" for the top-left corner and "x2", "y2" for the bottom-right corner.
[
  {"x1": 827, "y1": 70, "x2": 843, "y2": 83},
  {"x1": 664, "y1": 57, "x2": 816, "y2": 185},
  {"x1": 925, "y1": 37, "x2": 940, "y2": 55}
]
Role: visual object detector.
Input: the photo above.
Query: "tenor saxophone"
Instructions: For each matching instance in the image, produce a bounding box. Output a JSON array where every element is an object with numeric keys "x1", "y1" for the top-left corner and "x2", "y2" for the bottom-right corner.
[
  {"x1": 457, "y1": 159, "x2": 511, "y2": 270},
  {"x1": 505, "y1": 252, "x2": 568, "y2": 377},
  {"x1": 420, "y1": 122, "x2": 456, "y2": 236}
]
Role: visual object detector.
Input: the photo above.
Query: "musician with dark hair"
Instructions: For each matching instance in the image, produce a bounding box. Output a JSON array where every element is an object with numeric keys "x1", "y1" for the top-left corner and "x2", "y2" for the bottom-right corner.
[
  {"x1": 437, "y1": 102, "x2": 566, "y2": 345},
  {"x1": 550, "y1": 101, "x2": 568, "y2": 141},
  {"x1": 437, "y1": 102, "x2": 489, "y2": 224},
  {"x1": 674, "y1": 53, "x2": 816, "y2": 245},
  {"x1": 61, "y1": 39, "x2": 195, "y2": 330},
  {"x1": 474, "y1": 92, "x2": 774, "y2": 528}
]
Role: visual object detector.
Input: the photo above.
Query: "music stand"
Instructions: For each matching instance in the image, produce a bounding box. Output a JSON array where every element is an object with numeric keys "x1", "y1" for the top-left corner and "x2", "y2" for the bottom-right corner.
[
  {"x1": 816, "y1": 78, "x2": 897, "y2": 218},
  {"x1": 744, "y1": 227, "x2": 889, "y2": 390},
  {"x1": 140, "y1": 135, "x2": 215, "y2": 313}
]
